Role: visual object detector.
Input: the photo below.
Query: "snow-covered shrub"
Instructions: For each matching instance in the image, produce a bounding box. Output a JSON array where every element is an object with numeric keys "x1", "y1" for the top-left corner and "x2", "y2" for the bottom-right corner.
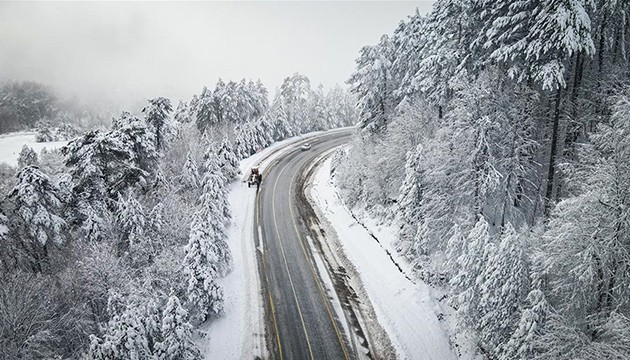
[
  {"x1": 17, "y1": 145, "x2": 38, "y2": 168},
  {"x1": 35, "y1": 122, "x2": 80, "y2": 142}
]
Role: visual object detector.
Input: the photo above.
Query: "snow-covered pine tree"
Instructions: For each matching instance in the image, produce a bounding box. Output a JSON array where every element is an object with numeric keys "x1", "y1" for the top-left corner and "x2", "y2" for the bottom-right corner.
[
  {"x1": 414, "y1": 0, "x2": 474, "y2": 117},
  {"x1": 64, "y1": 115, "x2": 158, "y2": 201},
  {"x1": 148, "y1": 202, "x2": 163, "y2": 234},
  {"x1": 173, "y1": 100, "x2": 191, "y2": 124},
  {"x1": 17, "y1": 145, "x2": 38, "y2": 168},
  {"x1": 181, "y1": 152, "x2": 200, "y2": 190},
  {"x1": 478, "y1": 224, "x2": 529, "y2": 353},
  {"x1": 152, "y1": 169, "x2": 171, "y2": 193},
  {"x1": 524, "y1": 0, "x2": 595, "y2": 90},
  {"x1": 63, "y1": 116, "x2": 157, "y2": 242},
  {"x1": 217, "y1": 137, "x2": 240, "y2": 179},
  {"x1": 183, "y1": 215, "x2": 225, "y2": 321},
  {"x1": 196, "y1": 86, "x2": 215, "y2": 131},
  {"x1": 277, "y1": 73, "x2": 313, "y2": 134},
  {"x1": 7, "y1": 166, "x2": 65, "y2": 272},
  {"x1": 194, "y1": 194, "x2": 231, "y2": 276},
  {"x1": 391, "y1": 8, "x2": 427, "y2": 101},
  {"x1": 450, "y1": 217, "x2": 495, "y2": 327},
  {"x1": 111, "y1": 111, "x2": 137, "y2": 130},
  {"x1": 324, "y1": 85, "x2": 358, "y2": 128},
  {"x1": 89, "y1": 300, "x2": 158, "y2": 360},
  {"x1": 253, "y1": 79, "x2": 270, "y2": 118},
  {"x1": 348, "y1": 35, "x2": 395, "y2": 133},
  {"x1": 525, "y1": 0, "x2": 596, "y2": 211},
  {"x1": 475, "y1": 0, "x2": 539, "y2": 80},
  {"x1": 397, "y1": 144, "x2": 424, "y2": 254},
  {"x1": 201, "y1": 151, "x2": 230, "y2": 221},
  {"x1": 143, "y1": 97, "x2": 173, "y2": 150},
  {"x1": 267, "y1": 104, "x2": 293, "y2": 142},
  {"x1": 155, "y1": 295, "x2": 201, "y2": 360},
  {"x1": 113, "y1": 117, "x2": 159, "y2": 190},
  {"x1": 308, "y1": 85, "x2": 329, "y2": 132},
  {"x1": 116, "y1": 193, "x2": 149, "y2": 262},
  {"x1": 501, "y1": 273, "x2": 550, "y2": 360}
]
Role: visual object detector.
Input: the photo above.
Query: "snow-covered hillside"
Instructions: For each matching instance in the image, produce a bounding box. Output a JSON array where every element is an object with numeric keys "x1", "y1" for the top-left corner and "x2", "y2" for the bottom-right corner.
[{"x1": 0, "y1": 132, "x2": 68, "y2": 166}]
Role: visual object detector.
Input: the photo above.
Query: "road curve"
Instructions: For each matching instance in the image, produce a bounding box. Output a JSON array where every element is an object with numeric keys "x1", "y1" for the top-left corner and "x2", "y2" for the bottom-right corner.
[{"x1": 255, "y1": 130, "x2": 353, "y2": 360}]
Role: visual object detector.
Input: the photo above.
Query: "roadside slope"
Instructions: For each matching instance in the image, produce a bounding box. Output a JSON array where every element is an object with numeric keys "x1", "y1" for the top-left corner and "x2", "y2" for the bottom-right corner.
[{"x1": 306, "y1": 156, "x2": 460, "y2": 360}]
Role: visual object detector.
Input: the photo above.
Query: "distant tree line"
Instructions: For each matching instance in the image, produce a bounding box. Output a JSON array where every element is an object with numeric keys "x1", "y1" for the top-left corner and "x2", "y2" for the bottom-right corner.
[
  {"x1": 336, "y1": 1, "x2": 630, "y2": 359},
  {"x1": 0, "y1": 80, "x2": 109, "y2": 136}
]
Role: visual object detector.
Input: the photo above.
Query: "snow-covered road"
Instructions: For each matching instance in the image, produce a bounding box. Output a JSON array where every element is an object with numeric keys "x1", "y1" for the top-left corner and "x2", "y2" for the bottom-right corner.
[{"x1": 200, "y1": 129, "x2": 352, "y2": 359}]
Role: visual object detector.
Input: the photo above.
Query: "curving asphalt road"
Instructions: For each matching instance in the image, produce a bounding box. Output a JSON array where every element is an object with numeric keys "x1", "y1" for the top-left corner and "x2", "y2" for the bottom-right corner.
[{"x1": 255, "y1": 130, "x2": 354, "y2": 360}]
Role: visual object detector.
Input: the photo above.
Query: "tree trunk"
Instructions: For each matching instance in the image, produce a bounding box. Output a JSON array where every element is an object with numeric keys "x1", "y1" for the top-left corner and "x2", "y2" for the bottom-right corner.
[
  {"x1": 593, "y1": 252, "x2": 606, "y2": 340},
  {"x1": 156, "y1": 125, "x2": 162, "y2": 150},
  {"x1": 605, "y1": 260, "x2": 618, "y2": 312},
  {"x1": 544, "y1": 88, "x2": 562, "y2": 217},
  {"x1": 556, "y1": 53, "x2": 586, "y2": 201},
  {"x1": 597, "y1": 6, "x2": 607, "y2": 73}
]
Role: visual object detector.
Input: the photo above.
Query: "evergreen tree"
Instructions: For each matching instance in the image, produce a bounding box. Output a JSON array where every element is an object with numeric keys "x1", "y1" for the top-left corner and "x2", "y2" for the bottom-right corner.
[
  {"x1": 184, "y1": 215, "x2": 225, "y2": 321},
  {"x1": 201, "y1": 151, "x2": 230, "y2": 220},
  {"x1": 7, "y1": 166, "x2": 65, "y2": 272},
  {"x1": 397, "y1": 144, "x2": 424, "y2": 253},
  {"x1": 196, "y1": 86, "x2": 215, "y2": 131},
  {"x1": 277, "y1": 73, "x2": 312, "y2": 134},
  {"x1": 348, "y1": 35, "x2": 395, "y2": 132},
  {"x1": 524, "y1": 0, "x2": 595, "y2": 90},
  {"x1": 450, "y1": 217, "x2": 495, "y2": 326},
  {"x1": 148, "y1": 202, "x2": 164, "y2": 234},
  {"x1": 501, "y1": 274, "x2": 550, "y2": 360},
  {"x1": 143, "y1": 97, "x2": 173, "y2": 150},
  {"x1": 89, "y1": 301, "x2": 157, "y2": 360},
  {"x1": 181, "y1": 152, "x2": 200, "y2": 190},
  {"x1": 17, "y1": 145, "x2": 38, "y2": 168},
  {"x1": 217, "y1": 137, "x2": 240, "y2": 179},
  {"x1": 415, "y1": 0, "x2": 474, "y2": 116},
  {"x1": 478, "y1": 224, "x2": 529, "y2": 352},
  {"x1": 116, "y1": 193, "x2": 147, "y2": 260},
  {"x1": 155, "y1": 295, "x2": 201, "y2": 360},
  {"x1": 173, "y1": 100, "x2": 191, "y2": 124}
]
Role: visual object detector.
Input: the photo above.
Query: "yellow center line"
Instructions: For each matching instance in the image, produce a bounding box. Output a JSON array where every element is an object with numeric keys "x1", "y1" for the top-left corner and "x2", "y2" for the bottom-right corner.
[
  {"x1": 288, "y1": 156, "x2": 351, "y2": 360},
  {"x1": 270, "y1": 161, "x2": 315, "y2": 360},
  {"x1": 256, "y1": 195, "x2": 283, "y2": 360}
]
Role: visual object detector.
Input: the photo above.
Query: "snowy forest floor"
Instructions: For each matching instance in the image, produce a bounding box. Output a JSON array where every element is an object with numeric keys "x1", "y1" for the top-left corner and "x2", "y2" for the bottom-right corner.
[
  {"x1": 307, "y1": 155, "x2": 476, "y2": 360},
  {"x1": 0, "y1": 131, "x2": 68, "y2": 166}
]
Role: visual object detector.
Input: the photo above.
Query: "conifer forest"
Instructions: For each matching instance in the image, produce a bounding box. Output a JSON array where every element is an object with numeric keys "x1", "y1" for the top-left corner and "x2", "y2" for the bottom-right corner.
[{"x1": 1, "y1": 1, "x2": 630, "y2": 359}]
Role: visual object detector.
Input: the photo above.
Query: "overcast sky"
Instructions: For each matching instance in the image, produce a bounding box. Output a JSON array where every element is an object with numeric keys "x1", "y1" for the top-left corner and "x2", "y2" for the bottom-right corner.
[{"x1": 0, "y1": 1, "x2": 434, "y2": 109}]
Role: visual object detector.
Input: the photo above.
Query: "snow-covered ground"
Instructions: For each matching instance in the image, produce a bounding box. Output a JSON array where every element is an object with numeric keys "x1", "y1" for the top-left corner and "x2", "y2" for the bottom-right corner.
[
  {"x1": 307, "y1": 156, "x2": 464, "y2": 360},
  {"x1": 0, "y1": 132, "x2": 68, "y2": 166},
  {"x1": 200, "y1": 129, "x2": 350, "y2": 359}
]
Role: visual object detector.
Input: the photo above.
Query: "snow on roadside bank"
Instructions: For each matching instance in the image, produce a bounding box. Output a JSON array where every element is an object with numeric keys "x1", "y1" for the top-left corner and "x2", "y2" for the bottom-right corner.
[
  {"x1": 307, "y1": 156, "x2": 461, "y2": 360},
  {"x1": 0, "y1": 132, "x2": 68, "y2": 166},
  {"x1": 200, "y1": 129, "x2": 350, "y2": 359}
]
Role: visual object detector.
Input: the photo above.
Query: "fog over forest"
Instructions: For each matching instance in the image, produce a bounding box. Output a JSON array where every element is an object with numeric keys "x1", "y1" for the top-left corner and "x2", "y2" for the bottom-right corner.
[{"x1": 0, "y1": 1, "x2": 432, "y2": 111}]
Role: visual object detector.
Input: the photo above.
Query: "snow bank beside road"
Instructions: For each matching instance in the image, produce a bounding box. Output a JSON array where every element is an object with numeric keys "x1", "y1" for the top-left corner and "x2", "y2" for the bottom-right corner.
[
  {"x1": 0, "y1": 132, "x2": 68, "y2": 166},
  {"x1": 307, "y1": 156, "x2": 460, "y2": 360}
]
